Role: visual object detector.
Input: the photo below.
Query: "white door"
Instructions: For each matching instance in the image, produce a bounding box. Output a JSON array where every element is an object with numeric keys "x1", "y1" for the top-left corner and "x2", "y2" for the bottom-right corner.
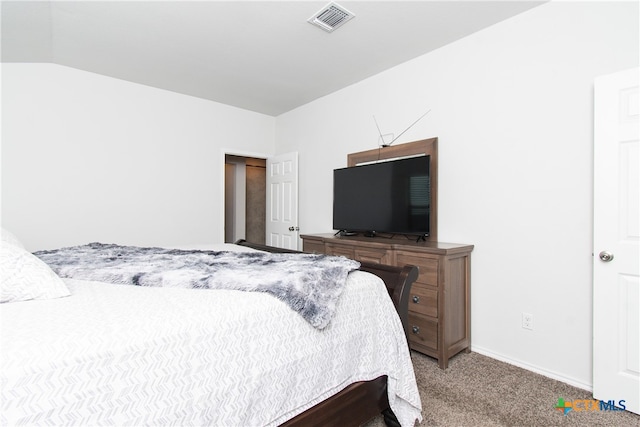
[
  {"x1": 266, "y1": 152, "x2": 299, "y2": 250},
  {"x1": 593, "y1": 67, "x2": 639, "y2": 415}
]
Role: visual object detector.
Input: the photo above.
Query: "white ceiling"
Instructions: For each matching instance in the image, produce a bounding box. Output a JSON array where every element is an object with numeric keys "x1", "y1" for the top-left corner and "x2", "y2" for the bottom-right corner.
[{"x1": 2, "y1": 1, "x2": 546, "y2": 116}]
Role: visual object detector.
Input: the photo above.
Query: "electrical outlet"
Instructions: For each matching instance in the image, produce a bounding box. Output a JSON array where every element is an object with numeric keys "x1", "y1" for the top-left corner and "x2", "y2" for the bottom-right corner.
[{"x1": 522, "y1": 312, "x2": 534, "y2": 330}]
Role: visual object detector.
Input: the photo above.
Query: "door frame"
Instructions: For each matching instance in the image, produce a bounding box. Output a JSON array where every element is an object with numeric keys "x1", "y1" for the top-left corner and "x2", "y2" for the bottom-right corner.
[{"x1": 220, "y1": 148, "x2": 271, "y2": 243}]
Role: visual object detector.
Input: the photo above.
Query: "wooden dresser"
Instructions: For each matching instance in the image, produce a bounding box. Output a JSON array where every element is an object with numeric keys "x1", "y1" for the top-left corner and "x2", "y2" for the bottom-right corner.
[{"x1": 301, "y1": 233, "x2": 473, "y2": 369}]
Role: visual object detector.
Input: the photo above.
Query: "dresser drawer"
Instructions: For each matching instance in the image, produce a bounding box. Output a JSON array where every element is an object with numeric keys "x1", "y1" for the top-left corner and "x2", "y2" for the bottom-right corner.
[
  {"x1": 354, "y1": 248, "x2": 391, "y2": 264},
  {"x1": 408, "y1": 313, "x2": 438, "y2": 351},
  {"x1": 326, "y1": 243, "x2": 355, "y2": 259},
  {"x1": 303, "y1": 241, "x2": 325, "y2": 254},
  {"x1": 396, "y1": 252, "x2": 438, "y2": 286},
  {"x1": 409, "y1": 283, "x2": 437, "y2": 318}
]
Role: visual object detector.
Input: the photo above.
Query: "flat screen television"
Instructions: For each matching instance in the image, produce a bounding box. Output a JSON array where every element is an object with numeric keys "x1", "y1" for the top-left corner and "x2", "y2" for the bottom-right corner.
[{"x1": 333, "y1": 155, "x2": 430, "y2": 237}]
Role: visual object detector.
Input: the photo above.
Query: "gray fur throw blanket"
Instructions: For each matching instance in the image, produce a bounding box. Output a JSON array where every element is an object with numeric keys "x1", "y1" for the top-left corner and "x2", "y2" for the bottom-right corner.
[{"x1": 34, "y1": 243, "x2": 360, "y2": 329}]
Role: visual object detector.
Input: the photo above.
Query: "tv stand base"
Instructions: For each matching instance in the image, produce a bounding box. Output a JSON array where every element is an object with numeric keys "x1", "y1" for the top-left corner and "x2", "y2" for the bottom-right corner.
[{"x1": 300, "y1": 233, "x2": 474, "y2": 369}]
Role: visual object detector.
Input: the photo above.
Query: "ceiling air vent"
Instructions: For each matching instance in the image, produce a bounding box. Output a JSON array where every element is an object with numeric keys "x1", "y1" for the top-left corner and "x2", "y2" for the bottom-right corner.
[{"x1": 307, "y1": 2, "x2": 355, "y2": 33}]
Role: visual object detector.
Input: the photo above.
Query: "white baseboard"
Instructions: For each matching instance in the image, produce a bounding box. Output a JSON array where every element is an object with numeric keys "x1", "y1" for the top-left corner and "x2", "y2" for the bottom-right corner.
[{"x1": 471, "y1": 345, "x2": 593, "y2": 392}]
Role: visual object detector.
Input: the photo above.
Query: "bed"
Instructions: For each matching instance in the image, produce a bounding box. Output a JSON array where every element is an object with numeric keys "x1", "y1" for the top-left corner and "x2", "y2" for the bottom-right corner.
[{"x1": 0, "y1": 231, "x2": 422, "y2": 427}]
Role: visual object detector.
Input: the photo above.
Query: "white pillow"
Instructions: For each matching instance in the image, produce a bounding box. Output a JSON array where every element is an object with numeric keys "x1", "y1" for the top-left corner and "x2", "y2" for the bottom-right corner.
[
  {"x1": 0, "y1": 241, "x2": 70, "y2": 303},
  {"x1": 1, "y1": 227, "x2": 25, "y2": 249}
]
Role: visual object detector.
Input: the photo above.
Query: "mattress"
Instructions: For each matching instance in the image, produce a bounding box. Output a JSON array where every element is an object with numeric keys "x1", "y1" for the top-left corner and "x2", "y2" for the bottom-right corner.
[{"x1": 0, "y1": 244, "x2": 422, "y2": 426}]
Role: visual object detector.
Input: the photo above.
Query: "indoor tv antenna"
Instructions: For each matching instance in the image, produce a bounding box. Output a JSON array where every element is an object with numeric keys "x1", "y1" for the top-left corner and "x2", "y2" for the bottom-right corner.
[{"x1": 373, "y1": 108, "x2": 431, "y2": 147}]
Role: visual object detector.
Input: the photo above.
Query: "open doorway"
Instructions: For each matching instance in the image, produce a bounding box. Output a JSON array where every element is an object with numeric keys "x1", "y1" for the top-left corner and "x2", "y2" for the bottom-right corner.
[{"x1": 224, "y1": 155, "x2": 266, "y2": 244}]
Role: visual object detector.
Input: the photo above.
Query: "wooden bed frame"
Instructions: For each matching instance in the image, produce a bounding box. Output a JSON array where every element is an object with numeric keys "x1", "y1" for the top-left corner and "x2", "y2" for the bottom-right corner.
[{"x1": 235, "y1": 240, "x2": 419, "y2": 427}]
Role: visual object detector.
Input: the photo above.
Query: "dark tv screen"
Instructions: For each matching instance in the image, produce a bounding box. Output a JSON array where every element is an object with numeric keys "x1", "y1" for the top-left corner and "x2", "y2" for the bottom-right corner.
[{"x1": 333, "y1": 156, "x2": 430, "y2": 236}]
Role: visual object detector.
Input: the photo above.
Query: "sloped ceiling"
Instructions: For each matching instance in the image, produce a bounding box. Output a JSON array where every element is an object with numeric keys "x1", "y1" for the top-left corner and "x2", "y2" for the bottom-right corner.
[{"x1": 2, "y1": 1, "x2": 546, "y2": 116}]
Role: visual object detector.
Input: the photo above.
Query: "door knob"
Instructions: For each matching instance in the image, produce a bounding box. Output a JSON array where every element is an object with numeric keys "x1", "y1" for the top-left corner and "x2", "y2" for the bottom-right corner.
[
  {"x1": 599, "y1": 251, "x2": 614, "y2": 262},
  {"x1": 288, "y1": 226, "x2": 300, "y2": 232}
]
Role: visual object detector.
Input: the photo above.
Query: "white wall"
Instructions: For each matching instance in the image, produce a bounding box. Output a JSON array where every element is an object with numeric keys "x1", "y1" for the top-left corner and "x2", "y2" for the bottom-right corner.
[
  {"x1": 275, "y1": 1, "x2": 639, "y2": 389},
  {"x1": 1, "y1": 64, "x2": 275, "y2": 250}
]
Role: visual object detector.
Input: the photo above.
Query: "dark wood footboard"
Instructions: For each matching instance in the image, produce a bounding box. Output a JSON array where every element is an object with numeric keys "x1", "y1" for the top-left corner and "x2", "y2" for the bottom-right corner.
[
  {"x1": 234, "y1": 240, "x2": 418, "y2": 427},
  {"x1": 357, "y1": 262, "x2": 418, "y2": 340}
]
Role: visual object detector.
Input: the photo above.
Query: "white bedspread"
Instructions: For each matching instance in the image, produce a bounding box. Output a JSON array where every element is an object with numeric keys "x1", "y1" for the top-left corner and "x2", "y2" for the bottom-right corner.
[{"x1": 0, "y1": 245, "x2": 422, "y2": 426}]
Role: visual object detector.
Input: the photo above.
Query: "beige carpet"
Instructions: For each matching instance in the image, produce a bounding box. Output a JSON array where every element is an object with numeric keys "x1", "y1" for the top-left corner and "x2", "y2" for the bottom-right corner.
[{"x1": 365, "y1": 351, "x2": 640, "y2": 427}]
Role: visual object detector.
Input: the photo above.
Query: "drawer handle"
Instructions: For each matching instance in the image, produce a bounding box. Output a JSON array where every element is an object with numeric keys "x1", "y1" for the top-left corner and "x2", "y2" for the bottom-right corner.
[
  {"x1": 412, "y1": 326, "x2": 420, "y2": 334},
  {"x1": 412, "y1": 295, "x2": 420, "y2": 304}
]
